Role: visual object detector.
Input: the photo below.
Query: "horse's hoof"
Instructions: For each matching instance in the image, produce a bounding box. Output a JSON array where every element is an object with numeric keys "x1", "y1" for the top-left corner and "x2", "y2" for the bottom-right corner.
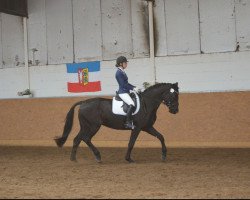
[
  {"x1": 70, "y1": 157, "x2": 77, "y2": 162},
  {"x1": 162, "y1": 155, "x2": 167, "y2": 162},
  {"x1": 126, "y1": 158, "x2": 135, "y2": 163},
  {"x1": 96, "y1": 159, "x2": 102, "y2": 163},
  {"x1": 95, "y1": 154, "x2": 102, "y2": 163}
]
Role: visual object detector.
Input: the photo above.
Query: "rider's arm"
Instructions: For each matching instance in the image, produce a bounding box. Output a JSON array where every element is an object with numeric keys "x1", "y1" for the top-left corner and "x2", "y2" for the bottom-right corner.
[{"x1": 116, "y1": 71, "x2": 135, "y2": 91}]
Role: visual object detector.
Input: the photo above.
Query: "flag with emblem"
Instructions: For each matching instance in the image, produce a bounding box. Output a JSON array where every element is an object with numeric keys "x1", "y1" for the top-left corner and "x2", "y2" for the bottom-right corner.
[{"x1": 66, "y1": 61, "x2": 101, "y2": 93}]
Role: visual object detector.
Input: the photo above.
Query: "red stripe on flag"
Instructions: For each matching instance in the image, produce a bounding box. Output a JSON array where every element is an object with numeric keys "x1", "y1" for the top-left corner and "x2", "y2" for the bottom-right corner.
[{"x1": 67, "y1": 81, "x2": 101, "y2": 93}]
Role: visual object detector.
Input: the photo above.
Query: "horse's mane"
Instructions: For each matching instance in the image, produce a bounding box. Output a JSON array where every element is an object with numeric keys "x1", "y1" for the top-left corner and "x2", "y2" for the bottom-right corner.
[{"x1": 143, "y1": 83, "x2": 170, "y2": 94}]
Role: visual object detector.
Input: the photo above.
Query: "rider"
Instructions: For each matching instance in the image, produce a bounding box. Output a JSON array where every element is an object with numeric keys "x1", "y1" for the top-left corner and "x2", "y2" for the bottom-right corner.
[{"x1": 115, "y1": 56, "x2": 138, "y2": 129}]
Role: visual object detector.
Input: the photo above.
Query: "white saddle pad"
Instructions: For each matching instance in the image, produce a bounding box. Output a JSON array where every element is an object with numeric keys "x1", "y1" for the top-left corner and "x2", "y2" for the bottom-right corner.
[{"x1": 112, "y1": 91, "x2": 140, "y2": 116}]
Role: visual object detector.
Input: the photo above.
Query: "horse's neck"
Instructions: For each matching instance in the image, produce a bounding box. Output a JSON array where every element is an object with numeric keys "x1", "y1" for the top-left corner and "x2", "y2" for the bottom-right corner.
[
  {"x1": 142, "y1": 89, "x2": 163, "y2": 111},
  {"x1": 143, "y1": 86, "x2": 165, "y2": 101}
]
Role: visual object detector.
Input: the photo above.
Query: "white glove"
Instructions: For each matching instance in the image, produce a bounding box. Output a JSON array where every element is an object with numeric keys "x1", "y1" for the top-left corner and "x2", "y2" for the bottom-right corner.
[{"x1": 133, "y1": 87, "x2": 141, "y2": 93}]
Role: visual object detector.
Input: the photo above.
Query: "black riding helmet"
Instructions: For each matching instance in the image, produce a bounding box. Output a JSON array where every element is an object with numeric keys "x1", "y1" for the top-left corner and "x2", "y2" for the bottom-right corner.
[{"x1": 116, "y1": 56, "x2": 128, "y2": 67}]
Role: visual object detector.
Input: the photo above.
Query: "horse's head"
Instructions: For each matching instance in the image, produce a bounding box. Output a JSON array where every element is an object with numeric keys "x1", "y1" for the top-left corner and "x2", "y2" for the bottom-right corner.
[
  {"x1": 142, "y1": 82, "x2": 179, "y2": 114},
  {"x1": 162, "y1": 82, "x2": 179, "y2": 114}
]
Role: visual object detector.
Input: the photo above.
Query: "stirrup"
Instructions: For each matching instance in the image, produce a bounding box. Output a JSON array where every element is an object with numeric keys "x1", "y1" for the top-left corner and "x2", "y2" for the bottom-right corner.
[{"x1": 125, "y1": 121, "x2": 135, "y2": 130}]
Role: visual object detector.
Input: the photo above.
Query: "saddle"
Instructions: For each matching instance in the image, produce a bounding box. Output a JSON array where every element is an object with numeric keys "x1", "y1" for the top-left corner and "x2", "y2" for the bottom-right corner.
[{"x1": 112, "y1": 91, "x2": 140, "y2": 116}]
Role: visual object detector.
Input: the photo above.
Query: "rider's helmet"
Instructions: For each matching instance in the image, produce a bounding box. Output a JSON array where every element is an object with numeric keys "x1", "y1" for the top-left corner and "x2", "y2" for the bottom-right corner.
[{"x1": 115, "y1": 56, "x2": 128, "y2": 67}]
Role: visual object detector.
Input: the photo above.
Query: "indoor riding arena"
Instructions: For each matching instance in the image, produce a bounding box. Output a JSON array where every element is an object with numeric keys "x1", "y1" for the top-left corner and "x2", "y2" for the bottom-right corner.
[{"x1": 0, "y1": 0, "x2": 250, "y2": 199}]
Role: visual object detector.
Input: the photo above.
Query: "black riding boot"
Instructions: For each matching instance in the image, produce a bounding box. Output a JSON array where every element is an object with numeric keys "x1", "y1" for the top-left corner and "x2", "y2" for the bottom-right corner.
[{"x1": 125, "y1": 105, "x2": 135, "y2": 129}]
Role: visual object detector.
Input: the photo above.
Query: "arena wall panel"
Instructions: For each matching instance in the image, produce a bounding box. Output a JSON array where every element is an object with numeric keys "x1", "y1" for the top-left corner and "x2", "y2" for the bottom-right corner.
[
  {"x1": 0, "y1": 13, "x2": 24, "y2": 68},
  {"x1": 0, "y1": 14, "x2": 2, "y2": 69},
  {"x1": 46, "y1": 0, "x2": 73, "y2": 64},
  {"x1": 156, "y1": 51, "x2": 250, "y2": 92},
  {"x1": 1, "y1": 51, "x2": 250, "y2": 99},
  {"x1": 199, "y1": 0, "x2": 236, "y2": 53},
  {"x1": 27, "y1": 0, "x2": 47, "y2": 65},
  {"x1": 0, "y1": 92, "x2": 249, "y2": 147},
  {"x1": 235, "y1": 0, "x2": 250, "y2": 51},
  {"x1": 72, "y1": 0, "x2": 102, "y2": 62},
  {"x1": 165, "y1": 0, "x2": 200, "y2": 55}
]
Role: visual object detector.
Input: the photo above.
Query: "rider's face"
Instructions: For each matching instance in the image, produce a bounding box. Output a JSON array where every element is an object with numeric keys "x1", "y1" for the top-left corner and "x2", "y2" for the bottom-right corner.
[{"x1": 122, "y1": 62, "x2": 128, "y2": 69}]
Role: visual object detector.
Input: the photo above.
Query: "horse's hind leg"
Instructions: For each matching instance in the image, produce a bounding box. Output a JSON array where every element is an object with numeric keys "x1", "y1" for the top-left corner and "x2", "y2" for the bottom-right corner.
[
  {"x1": 85, "y1": 140, "x2": 102, "y2": 163},
  {"x1": 82, "y1": 127, "x2": 102, "y2": 163},
  {"x1": 70, "y1": 131, "x2": 83, "y2": 162}
]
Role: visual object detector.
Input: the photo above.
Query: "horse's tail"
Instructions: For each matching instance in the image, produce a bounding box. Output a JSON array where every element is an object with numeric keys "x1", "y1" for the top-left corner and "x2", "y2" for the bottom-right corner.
[{"x1": 54, "y1": 101, "x2": 84, "y2": 148}]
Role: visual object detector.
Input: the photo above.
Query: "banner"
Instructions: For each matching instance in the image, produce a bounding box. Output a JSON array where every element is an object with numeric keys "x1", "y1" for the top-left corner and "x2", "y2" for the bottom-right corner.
[{"x1": 66, "y1": 61, "x2": 101, "y2": 93}]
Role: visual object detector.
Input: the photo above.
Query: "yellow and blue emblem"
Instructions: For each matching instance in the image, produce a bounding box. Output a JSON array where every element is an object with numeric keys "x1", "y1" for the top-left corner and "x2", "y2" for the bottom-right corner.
[{"x1": 78, "y1": 68, "x2": 89, "y2": 85}]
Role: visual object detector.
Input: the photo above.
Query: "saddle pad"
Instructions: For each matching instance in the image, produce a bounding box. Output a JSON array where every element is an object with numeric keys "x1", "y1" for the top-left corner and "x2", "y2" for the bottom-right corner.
[{"x1": 112, "y1": 91, "x2": 140, "y2": 116}]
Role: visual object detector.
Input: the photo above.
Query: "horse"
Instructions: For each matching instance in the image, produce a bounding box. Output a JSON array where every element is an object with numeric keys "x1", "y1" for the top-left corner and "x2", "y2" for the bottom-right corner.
[{"x1": 54, "y1": 82, "x2": 179, "y2": 163}]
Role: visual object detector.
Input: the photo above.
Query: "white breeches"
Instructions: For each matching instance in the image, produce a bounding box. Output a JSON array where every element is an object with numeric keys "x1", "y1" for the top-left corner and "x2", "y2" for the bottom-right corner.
[{"x1": 118, "y1": 93, "x2": 135, "y2": 106}]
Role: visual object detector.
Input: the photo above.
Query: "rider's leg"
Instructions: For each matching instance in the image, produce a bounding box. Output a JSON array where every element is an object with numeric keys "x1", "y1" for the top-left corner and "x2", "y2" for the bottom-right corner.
[
  {"x1": 118, "y1": 93, "x2": 135, "y2": 129},
  {"x1": 125, "y1": 104, "x2": 135, "y2": 129}
]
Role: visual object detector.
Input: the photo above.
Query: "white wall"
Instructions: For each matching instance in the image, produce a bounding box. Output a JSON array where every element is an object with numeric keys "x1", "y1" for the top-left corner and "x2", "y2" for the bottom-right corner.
[
  {"x1": 199, "y1": 0, "x2": 236, "y2": 53},
  {"x1": 0, "y1": 67, "x2": 28, "y2": 98},
  {"x1": 0, "y1": 58, "x2": 153, "y2": 99},
  {"x1": 154, "y1": 0, "x2": 250, "y2": 55},
  {"x1": 27, "y1": 0, "x2": 47, "y2": 65},
  {"x1": 155, "y1": 0, "x2": 201, "y2": 56},
  {"x1": 1, "y1": 0, "x2": 250, "y2": 99},
  {"x1": 235, "y1": 0, "x2": 250, "y2": 51},
  {"x1": 46, "y1": 0, "x2": 74, "y2": 64},
  {"x1": 156, "y1": 51, "x2": 250, "y2": 92},
  {"x1": 0, "y1": 14, "x2": 2, "y2": 69},
  {"x1": 164, "y1": 0, "x2": 200, "y2": 55},
  {"x1": 0, "y1": 51, "x2": 250, "y2": 99},
  {"x1": 1, "y1": 0, "x2": 250, "y2": 67},
  {"x1": 29, "y1": 58, "x2": 153, "y2": 98},
  {"x1": 0, "y1": 13, "x2": 24, "y2": 68},
  {"x1": 25, "y1": 0, "x2": 150, "y2": 65},
  {"x1": 73, "y1": 0, "x2": 102, "y2": 62}
]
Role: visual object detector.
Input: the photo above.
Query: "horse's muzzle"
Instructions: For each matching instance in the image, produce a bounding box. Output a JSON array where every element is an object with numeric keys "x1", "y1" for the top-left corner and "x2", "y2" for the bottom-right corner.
[{"x1": 169, "y1": 107, "x2": 178, "y2": 114}]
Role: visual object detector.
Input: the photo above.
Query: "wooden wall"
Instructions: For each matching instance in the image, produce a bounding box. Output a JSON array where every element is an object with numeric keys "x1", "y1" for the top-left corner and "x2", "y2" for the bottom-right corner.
[{"x1": 0, "y1": 92, "x2": 249, "y2": 147}]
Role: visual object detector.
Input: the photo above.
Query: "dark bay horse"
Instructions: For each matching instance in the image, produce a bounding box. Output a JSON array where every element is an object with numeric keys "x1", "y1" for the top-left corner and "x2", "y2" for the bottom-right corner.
[{"x1": 54, "y1": 83, "x2": 179, "y2": 163}]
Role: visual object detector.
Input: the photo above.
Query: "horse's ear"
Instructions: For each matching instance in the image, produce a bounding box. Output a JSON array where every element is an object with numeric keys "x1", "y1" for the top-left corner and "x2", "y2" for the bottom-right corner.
[{"x1": 173, "y1": 82, "x2": 179, "y2": 91}]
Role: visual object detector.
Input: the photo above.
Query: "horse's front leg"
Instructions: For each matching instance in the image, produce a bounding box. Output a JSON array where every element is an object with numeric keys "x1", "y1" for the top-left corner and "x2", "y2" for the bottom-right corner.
[
  {"x1": 144, "y1": 126, "x2": 167, "y2": 161},
  {"x1": 125, "y1": 128, "x2": 140, "y2": 163}
]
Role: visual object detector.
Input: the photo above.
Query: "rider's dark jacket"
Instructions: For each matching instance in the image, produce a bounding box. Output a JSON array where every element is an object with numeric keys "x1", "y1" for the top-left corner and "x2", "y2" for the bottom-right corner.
[{"x1": 115, "y1": 68, "x2": 135, "y2": 94}]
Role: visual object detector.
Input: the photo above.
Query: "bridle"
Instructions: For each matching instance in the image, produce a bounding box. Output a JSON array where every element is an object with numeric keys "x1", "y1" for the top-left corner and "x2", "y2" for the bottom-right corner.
[
  {"x1": 162, "y1": 89, "x2": 178, "y2": 107},
  {"x1": 140, "y1": 88, "x2": 178, "y2": 112}
]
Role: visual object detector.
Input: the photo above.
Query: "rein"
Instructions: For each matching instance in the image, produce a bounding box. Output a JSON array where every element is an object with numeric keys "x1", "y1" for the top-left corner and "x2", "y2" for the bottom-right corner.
[
  {"x1": 136, "y1": 83, "x2": 178, "y2": 114},
  {"x1": 140, "y1": 89, "x2": 177, "y2": 110},
  {"x1": 139, "y1": 92, "x2": 164, "y2": 115},
  {"x1": 138, "y1": 93, "x2": 148, "y2": 114}
]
